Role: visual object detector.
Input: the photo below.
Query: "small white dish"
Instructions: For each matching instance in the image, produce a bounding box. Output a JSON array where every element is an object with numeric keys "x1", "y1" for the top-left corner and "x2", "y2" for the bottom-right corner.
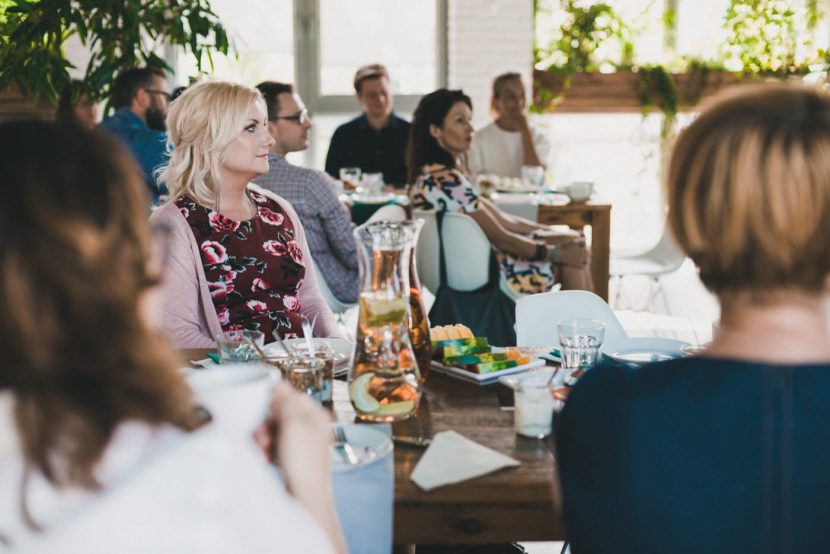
[
  {"x1": 602, "y1": 337, "x2": 690, "y2": 364},
  {"x1": 331, "y1": 423, "x2": 394, "y2": 473}
]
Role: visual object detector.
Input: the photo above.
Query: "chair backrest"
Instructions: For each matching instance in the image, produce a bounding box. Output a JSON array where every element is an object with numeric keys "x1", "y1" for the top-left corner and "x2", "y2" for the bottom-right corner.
[
  {"x1": 312, "y1": 260, "x2": 356, "y2": 314},
  {"x1": 515, "y1": 290, "x2": 628, "y2": 347},
  {"x1": 414, "y1": 210, "x2": 491, "y2": 293},
  {"x1": 365, "y1": 203, "x2": 407, "y2": 223},
  {"x1": 611, "y1": 223, "x2": 686, "y2": 278},
  {"x1": 650, "y1": 226, "x2": 686, "y2": 270}
]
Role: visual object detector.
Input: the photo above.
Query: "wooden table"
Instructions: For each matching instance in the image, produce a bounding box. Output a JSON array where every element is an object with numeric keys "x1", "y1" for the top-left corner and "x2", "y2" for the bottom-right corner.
[
  {"x1": 332, "y1": 372, "x2": 565, "y2": 545},
  {"x1": 179, "y1": 350, "x2": 566, "y2": 545},
  {"x1": 536, "y1": 200, "x2": 612, "y2": 301}
]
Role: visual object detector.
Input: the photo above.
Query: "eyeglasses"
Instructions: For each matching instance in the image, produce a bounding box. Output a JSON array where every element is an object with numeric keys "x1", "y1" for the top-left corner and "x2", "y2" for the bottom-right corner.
[
  {"x1": 273, "y1": 109, "x2": 310, "y2": 125},
  {"x1": 143, "y1": 88, "x2": 172, "y2": 102}
]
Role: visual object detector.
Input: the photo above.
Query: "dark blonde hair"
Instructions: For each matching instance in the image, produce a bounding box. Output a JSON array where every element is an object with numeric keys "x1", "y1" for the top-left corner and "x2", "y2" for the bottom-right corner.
[
  {"x1": 0, "y1": 120, "x2": 198, "y2": 526},
  {"x1": 353, "y1": 63, "x2": 389, "y2": 94},
  {"x1": 666, "y1": 83, "x2": 830, "y2": 303}
]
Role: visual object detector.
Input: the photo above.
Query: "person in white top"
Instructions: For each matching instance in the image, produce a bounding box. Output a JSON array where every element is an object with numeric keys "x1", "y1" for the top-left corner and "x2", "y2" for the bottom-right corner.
[
  {"x1": 0, "y1": 119, "x2": 346, "y2": 554},
  {"x1": 467, "y1": 72, "x2": 551, "y2": 178}
]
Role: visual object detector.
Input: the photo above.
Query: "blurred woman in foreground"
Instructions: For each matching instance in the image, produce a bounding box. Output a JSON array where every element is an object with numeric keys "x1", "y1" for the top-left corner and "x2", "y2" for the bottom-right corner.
[
  {"x1": 152, "y1": 79, "x2": 341, "y2": 347},
  {"x1": 0, "y1": 120, "x2": 345, "y2": 553},
  {"x1": 556, "y1": 83, "x2": 830, "y2": 552}
]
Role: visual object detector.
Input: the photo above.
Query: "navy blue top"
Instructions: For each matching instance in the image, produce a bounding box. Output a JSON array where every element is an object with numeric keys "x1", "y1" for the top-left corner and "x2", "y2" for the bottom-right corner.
[
  {"x1": 99, "y1": 108, "x2": 169, "y2": 204},
  {"x1": 324, "y1": 113, "x2": 411, "y2": 186},
  {"x1": 555, "y1": 357, "x2": 830, "y2": 553}
]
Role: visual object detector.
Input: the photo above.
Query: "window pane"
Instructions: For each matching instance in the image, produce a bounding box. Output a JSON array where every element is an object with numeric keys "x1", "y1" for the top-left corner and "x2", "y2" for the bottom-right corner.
[
  {"x1": 319, "y1": 0, "x2": 437, "y2": 95},
  {"x1": 174, "y1": 0, "x2": 293, "y2": 86}
]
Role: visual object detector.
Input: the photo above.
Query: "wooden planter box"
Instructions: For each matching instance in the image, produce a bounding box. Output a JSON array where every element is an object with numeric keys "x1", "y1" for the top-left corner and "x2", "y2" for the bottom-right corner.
[
  {"x1": 532, "y1": 69, "x2": 787, "y2": 114},
  {"x1": 0, "y1": 86, "x2": 54, "y2": 121}
]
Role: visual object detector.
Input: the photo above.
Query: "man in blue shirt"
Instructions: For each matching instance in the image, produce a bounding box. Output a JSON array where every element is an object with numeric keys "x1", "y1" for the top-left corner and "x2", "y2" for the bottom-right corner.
[
  {"x1": 324, "y1": 64, "x2": 411, "y2": 187},
  {"x1": 253, "y1": 81, "x2": 359, "y2": 304},
  {"x1": 99, "y1": 67, "x2": 171, "y2": 204}
]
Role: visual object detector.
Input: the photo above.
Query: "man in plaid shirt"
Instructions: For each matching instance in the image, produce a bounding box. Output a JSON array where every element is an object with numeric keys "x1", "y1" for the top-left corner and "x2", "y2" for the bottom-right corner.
[{"x1": 253, "y1": 81, "x2": 359, "y2": 304}]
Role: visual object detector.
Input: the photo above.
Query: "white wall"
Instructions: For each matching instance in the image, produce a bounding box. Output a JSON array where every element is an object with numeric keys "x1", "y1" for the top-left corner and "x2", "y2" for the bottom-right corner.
[{"x1": 447, "y1": 0, "x2": 534, "y2": 128}]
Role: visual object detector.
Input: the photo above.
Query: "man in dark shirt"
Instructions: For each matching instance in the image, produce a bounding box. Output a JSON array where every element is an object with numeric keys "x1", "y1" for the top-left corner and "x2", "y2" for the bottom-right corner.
[{"x1": 324, "y1": 64, "x2": 411, "y2": 187}]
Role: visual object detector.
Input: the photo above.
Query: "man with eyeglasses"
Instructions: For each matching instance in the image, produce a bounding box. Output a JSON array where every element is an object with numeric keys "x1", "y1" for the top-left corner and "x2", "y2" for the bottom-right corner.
[
  {"x1": 99, "y1": 67, "x2": 172, "y2": 204},
  {"x1": 324, "y1": 64, "x2": 411, "y2": 187},
  {"x1": 253, "y1": 81, "x2": 359, "y2": 305}
]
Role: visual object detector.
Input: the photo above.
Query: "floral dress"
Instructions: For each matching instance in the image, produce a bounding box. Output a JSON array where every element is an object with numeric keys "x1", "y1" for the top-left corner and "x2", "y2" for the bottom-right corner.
[
  {"x1": 176, "y1": 191, "x2": 307, "y2": 339},
  {"x1": 412, "y1": 164, "x2": 555, "y2": 294}
]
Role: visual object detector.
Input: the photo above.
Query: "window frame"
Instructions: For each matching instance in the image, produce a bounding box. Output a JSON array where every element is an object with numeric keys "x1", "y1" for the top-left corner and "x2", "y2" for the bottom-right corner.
[{"x1": 293, "y1": 0, "x2": 447, "y2": 165}]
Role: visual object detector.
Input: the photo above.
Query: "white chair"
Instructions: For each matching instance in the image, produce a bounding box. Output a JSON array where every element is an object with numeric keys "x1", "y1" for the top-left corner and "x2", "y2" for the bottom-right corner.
[
  {"x1": 365, "y1": 203, "x2": 407, "y2": 223},
  {"x1": 414, "y1": 210, "x2": 521, "y2": 300},
  {"x1": 610, "y1": 223, "x2": 687, "y2": 311},
  {"x1": 515, "y1": 290, "x2": 627, "y2": 347},
  {"x1": 313, "y1": 260, "x2": 356, "y2": 317}
]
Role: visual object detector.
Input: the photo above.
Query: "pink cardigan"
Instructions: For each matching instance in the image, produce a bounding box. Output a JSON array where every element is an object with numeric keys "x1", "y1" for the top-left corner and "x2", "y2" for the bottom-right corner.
[{"x1": 150, "y1": 185, "x2": 344, "y2": 348}]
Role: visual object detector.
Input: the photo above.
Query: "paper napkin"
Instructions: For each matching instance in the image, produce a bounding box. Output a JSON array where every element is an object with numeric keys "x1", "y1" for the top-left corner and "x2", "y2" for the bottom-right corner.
[{"x1": 410, "y1": 430, "x2": 521, "y2": 492}]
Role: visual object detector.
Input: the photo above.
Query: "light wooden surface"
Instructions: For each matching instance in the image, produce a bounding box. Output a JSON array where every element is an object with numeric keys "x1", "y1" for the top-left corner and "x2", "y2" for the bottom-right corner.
[
  {"x1": 536, "y1": 200, "x2": 612, "y2": 301},
  {"x1": 179, "y1": 350, "x2": 566, "y2": 545}
]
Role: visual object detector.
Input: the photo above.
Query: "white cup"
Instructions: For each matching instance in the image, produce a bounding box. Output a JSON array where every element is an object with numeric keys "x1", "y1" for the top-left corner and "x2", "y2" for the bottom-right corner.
[
  {"x1": 514, "y1": 374, "x2": 555, "y2": 438},
  {"x1": 567, "y1": 181, "x2": 594, "y2": 202}
]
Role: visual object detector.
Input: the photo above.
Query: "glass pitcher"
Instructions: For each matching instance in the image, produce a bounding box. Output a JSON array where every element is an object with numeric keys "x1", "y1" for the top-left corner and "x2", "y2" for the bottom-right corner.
[
  {"x1": 405, "y1": 219, "x2": 432, "y2": 382},
  {"x1": 350, "y1": 221, "x2": 421, "y2": 422}
]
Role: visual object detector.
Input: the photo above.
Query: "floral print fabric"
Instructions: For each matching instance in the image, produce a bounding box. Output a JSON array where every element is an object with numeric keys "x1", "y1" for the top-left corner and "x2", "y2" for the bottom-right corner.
[
  {"x1": 412, "y1": 164, "x2": 555, "y2": 294},
  {"x1": 176, "y1": 191, "x2": 306, "y2": 339}
]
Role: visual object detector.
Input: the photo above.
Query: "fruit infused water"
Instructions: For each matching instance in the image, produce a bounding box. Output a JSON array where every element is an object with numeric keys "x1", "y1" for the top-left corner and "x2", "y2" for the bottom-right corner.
[{"x1": 350, "y1": 222, "x2": 422, "y2": 422}]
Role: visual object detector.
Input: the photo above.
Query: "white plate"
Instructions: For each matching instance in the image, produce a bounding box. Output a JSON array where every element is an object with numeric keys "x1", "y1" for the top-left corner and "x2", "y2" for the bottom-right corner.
[
  {"x1": 601, "y1": 337, "x2": 690, "y2": 364},
  {"x1": 264, "y1": 338, "x2": 354, "y2": 376},
  {"x1": 431, "y1": 357, "x2": 546, "y2": 385},
  {"x1": 185, "y1": 364, "x2": 270, "y2": 392},
  {"x1": 331, "y1": 423, "x2": 393, "y2": 473}
]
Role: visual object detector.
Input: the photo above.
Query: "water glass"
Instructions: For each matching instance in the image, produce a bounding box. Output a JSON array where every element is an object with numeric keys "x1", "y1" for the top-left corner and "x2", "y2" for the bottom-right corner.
[
  {"x1": 216, "y1": 330, "x2": 265, "y2": 363},
  {"x1": 291, "y1": 342, "x2": 335, "y2": 403},
  {"x1": 284, "y1": 355, "x2": 325, "y2": 402},
  {"x1": 557, "y1": 319, "x2": 605, "y2": 372},
  {"x1": 521, "y1": 165, "x2": 545, "y2": 188},
  {"x1": 361, "y1": 172, "x2": 384, "y2": 194},
  {"x1": 514, "y1": 376, "x2": 555, "y2": 438},
  {"x1": 340, "y1": 167, "x2": 362, "y2": 190}
]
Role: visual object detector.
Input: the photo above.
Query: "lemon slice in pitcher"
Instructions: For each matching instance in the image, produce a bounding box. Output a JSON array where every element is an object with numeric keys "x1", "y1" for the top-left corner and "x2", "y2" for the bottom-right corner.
[{"x1": 349, "y1": 372, "x2": 380, "y2": 413}]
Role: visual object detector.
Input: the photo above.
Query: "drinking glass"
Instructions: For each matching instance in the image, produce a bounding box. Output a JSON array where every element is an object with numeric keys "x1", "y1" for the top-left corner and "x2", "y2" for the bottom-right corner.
[
  {"x1": 361, "y1": 172, "x2": 384, "y2": 194},
  {"x1": 290, "y1": 342, "x2": 335, "y2": 403},
  {"x1": 284, "y1": 355, "x2": 325, "y2": 402},
  {"x1": 521, "y1": 165, "x2": 545, "y2": 188},
  {"x1": 557, "y1": 319, "x2": 605, "y2": 372},
  {"x1": 514, "y1": 375, "x2": 555, "y2": 438},
  {"x1": 216, "y1": 330, "x2": 265, "y2": 363},
  {"x1": 340, "y1": 167, "x2": 362, "y2": 190}
]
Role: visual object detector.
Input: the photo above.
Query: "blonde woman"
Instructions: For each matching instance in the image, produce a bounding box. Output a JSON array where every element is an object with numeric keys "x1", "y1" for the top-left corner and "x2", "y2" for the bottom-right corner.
[
  {"x1": 151, "y1": 80, "x2": 342, "y2": 347},
  {"x1": 0, "y1": 120, "x2": 345, "y2": 553},
  {"x1": 556, "y1": 83, "x2": 830, "y2": 552}
]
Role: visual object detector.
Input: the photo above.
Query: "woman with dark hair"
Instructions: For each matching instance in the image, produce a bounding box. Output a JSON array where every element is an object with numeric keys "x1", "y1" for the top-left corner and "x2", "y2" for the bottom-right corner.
[
  {"x1": 0, "y1": 120, "x2": 345, "y2": 553},
  {"x1": 55, "y1": 80, "x2": 98, "y2": 129},
  {"x1": 407, "y1": 88, "x2": 592, "y2": 294}
]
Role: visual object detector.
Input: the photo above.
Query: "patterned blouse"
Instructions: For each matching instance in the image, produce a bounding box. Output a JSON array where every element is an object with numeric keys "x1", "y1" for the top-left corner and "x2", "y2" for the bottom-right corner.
[
  {"x1": 413, "y1": 164, "x2": 555, "y2": 294},
  {"x1": 176, "y1": 191, "x2": 306, "y2": 339}
]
